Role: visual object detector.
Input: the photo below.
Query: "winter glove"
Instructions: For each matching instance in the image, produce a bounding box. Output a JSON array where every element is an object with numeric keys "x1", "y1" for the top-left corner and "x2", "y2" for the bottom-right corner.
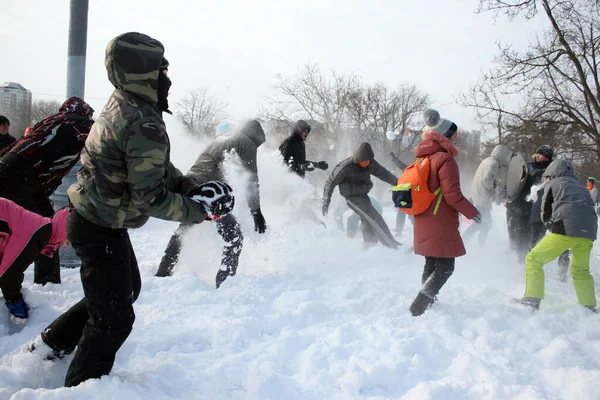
[
  {"x1": 316, "y1": 161, "x2": 328, "y2": 170},
  {"x1": 251, "y1": 208, "x2": 267, "y2": 234},
  {"x1": 190, "y1": 181, "x2": 235, "y2": 220},
  {"x1": 303, "y1": 162, "x2": 316, "y2": 172},
  {"x1": 472, "y1": 210, "x2": 482, "y2": 224},
  {"x1": 322, "y1": 203, "x2": 329, "y2": 217}
]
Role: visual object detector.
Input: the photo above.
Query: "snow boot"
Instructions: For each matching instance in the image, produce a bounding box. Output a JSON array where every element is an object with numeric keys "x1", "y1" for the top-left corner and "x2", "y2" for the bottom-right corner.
[
  {"x1": 513, "y1": 296, "x2": 541, "y2": 310},
  {"x1": 216, "y1": 269, "x2": 232, "y2": 289},
  {"x1": 6, "y1": 296, "x2": 29, "y2": 321},
  {"x1": 409, "y1": 291, "x2": 434, "y2": 316},
  {"x1": 27, "y1": 336, "x2": 68, "y2": 361},
  {"x1": 584, "y1": 305, "x2": 597, "y2": 313}
]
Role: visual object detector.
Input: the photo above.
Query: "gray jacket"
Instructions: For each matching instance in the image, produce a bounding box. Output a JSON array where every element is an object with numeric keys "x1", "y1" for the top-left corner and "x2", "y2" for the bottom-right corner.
[
  {"x1": 470, "y1": 144, "x2": 513, "y2": 209},
  {"x1": 542, "y1": 159, "x2": 597, "y2": 240},
  {"x1": 186, "y1": 120, "x2": 265, "y2": 211},
  {"x1": 322, "y1": 142, "x2": 397, "y2": 211}
]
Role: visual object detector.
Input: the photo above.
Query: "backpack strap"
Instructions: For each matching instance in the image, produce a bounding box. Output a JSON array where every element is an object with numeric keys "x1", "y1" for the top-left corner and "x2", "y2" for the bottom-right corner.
[
  {"x1": 432, "y1": 187, "x2": 443, "y2": 215},
  {"x1": 419, "y1": 156, "x2": 444, "y2": 215}
]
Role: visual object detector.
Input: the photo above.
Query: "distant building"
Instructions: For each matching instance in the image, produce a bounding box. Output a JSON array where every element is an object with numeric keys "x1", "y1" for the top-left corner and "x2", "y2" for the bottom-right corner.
[{"x1": 0, "y1": 82, "x2": 32, "y2": 139}]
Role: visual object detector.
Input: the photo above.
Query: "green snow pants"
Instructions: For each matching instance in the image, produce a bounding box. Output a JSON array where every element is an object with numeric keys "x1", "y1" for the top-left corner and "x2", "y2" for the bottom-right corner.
[{"x1": 525, "y1": 232, "x2": 596, "y2": 306}]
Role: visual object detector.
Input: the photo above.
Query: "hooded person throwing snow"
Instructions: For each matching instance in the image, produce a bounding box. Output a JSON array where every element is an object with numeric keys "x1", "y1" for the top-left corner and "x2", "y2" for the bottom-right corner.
[{"x1": 322, "y1": 142, "x2": 400, "y2": 249}]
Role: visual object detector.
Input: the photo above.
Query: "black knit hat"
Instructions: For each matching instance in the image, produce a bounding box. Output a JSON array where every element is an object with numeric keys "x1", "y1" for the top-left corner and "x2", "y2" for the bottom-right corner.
[{"x1": 535, "y1": 145, "x2": 554, "y2": 161}]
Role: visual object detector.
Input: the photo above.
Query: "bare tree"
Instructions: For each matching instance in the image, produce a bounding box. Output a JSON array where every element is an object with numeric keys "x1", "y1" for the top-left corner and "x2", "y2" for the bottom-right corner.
[
  {"x1": 466, "y1": 0, "x2": 600, "y2": 161},
  {"x1": 346, "y1": 82, "x2": 429, "y2": 154},
  {"x1": 31, "y1": 99, "x2": 62, "y2": 125},
  {"x1": 175, "y1": 87, "x2": 228, "y2": 138},
  {"x1": 259, "y1": 64, "x2": 359, "y2": 151}
]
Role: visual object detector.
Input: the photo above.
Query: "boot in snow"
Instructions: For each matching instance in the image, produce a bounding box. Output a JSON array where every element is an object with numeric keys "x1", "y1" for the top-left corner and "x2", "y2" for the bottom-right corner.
[
  {"x1": 584, "y1": 305, "x2": 597, "y2": 313},
  {"x1": 216, "y1": 269, "x2": 232, "y2": 289},
  {"x1": 409, "y1": 291, "x2": 434, "y2": 316},
  {"x1": 6, "y1": 296, "x2": 29, "y2": 321},
  {"x1": 512, "y1": 296, "x2": 541, "y2": 310},
  {"x1": 27, "y1": 336, "x2": 68, "y2": 361}
]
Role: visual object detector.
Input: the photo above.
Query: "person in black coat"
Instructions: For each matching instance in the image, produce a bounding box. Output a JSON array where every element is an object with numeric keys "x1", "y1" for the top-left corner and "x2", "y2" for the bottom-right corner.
[
  {"x1": 0, "y1": 115, "x2": 16, "y2": 151},
  {"x1": 279, "y1": 120, "x2": 328, "y2": 178}
]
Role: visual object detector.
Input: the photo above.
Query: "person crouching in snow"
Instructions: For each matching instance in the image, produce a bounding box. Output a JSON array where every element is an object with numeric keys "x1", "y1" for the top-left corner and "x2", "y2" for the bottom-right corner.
[
  {"x1": 514, "y1": 159, "x2": 598, "y2": 311},
  {"x1": 409, "y1": 109, "x2": 480, "y2": 317},
  {"x1": 322, "y1": 142, "x2": 400, "y2": 249},
  {"x1": 0, "y1": 198, "x2": 69, "y2": 322}
]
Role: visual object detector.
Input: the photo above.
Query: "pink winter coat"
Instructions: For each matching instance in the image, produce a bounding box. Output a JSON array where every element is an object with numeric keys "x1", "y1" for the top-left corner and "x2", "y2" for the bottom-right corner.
[
  {"x1": 412, "y1": 131, "x2": 478, "y2": 258},
  {"x1": 0, "y1": 198, "x2": 69, "y2": 278}
]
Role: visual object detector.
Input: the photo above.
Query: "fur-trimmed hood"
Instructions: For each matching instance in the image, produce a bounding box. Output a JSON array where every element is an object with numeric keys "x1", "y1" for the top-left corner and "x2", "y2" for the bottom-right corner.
[{"x1": 415, "y1": 131, "x2": 459, "y2": 158}]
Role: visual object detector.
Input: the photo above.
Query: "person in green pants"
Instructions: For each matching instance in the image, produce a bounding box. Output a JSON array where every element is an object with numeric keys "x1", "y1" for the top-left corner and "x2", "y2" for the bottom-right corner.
[{"x1": 514, "y1": 159, "x2": 597, "y2": 311}]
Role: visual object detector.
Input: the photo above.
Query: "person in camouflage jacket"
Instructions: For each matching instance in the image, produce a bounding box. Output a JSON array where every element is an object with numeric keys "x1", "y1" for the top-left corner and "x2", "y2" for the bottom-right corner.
[{"x1": 32, "y1": 32, "x2": 233, "y2": 388}]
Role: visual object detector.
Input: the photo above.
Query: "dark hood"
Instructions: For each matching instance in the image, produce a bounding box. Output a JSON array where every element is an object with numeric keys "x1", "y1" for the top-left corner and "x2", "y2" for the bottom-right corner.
[
  {"x1": 352, "y1": 142, "x2": 374, "y2": 163},
  {"x1": 104, "y1": 32, "x2": 164, "y2": 105},
  {"x1": 59, "y1": 97, "x2": 94, "y2": 118},
  {"x1": 240, "y1": 119, "x2": 266, "y2": 147}
]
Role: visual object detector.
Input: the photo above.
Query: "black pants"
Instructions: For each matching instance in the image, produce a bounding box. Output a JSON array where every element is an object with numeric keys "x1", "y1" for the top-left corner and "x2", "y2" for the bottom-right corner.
[
  {"x1": 345, "y1": 195, "x2": 399, "y2": 249},
  {"x1": 155, "y1": 214, "x2": 243, "y2": 287},
  {"x1": 42, "y1": 209, "x2": 141, "y2": 387},
  {"x1": 506, "y1": 205, "x2": 531, "y2": 261},
  {"x1": 421, "y1": 257, "x2": 455, "y2": 298},
  {"x1": 0, "y1": 224, "x2": 52, "y2": 301},
  {"x1": 0, "y1": 153, "x2": 60, "y2": 284}
]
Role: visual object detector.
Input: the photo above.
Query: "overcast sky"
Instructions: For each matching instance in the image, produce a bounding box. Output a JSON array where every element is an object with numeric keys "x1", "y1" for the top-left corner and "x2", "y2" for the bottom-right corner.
[{"x1": 3, "y1": 0, "x2": 544, "y2": 135}]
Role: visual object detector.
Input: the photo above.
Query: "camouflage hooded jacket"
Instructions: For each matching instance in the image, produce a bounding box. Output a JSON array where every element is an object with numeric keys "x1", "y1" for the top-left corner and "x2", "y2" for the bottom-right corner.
[{"x1": 68, "y1": 32, "x2": 207, "y2": 229}]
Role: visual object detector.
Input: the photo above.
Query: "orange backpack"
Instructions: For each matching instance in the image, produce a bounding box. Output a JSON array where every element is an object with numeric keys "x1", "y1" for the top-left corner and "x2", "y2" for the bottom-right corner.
[{"x1": 392, "y1": 157, "x2": 443, "y2": 215}]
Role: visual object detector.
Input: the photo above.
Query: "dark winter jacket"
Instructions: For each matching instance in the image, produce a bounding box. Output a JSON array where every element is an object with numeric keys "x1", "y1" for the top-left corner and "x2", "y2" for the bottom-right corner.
[
  {"x1": 187, "y1": 119, "x2": 265, "y2": 211},
  {"x1": 322, "y1": 143, "x2": 396, "y2": 211},
  {"x1": 412, "y1": 131, "x2": 478, "y2": 258},
  {"x1": 0, "y1": 134, "x2": 16, "y2": 151},
  {"x1": 68, "y1": 32, "x2": 208, "y2": 229},
  {"x1": 541, "y1": 159, "x2": 597, "y2": 240},
  {"x1": 279, "y1": 120, "x2": 311, "y2": 178},
  {"x1": 508, "y1": 159, "x2": 551, "y2": 223},
  {"x1": 0, "y1": 97, "x2": 94, "y2": 197}
]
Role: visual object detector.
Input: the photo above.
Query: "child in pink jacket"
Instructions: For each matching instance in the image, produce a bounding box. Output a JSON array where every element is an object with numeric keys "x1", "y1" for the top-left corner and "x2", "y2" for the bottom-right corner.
[{"x1": 0, "y1": 198, "x2": 69, "y2": 321}]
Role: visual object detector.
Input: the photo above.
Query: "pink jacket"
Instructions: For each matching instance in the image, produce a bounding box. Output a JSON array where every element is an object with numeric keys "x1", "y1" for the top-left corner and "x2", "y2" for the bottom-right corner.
[{"x1": 0, "y1": 198, "x2": 69, "y2": 278}]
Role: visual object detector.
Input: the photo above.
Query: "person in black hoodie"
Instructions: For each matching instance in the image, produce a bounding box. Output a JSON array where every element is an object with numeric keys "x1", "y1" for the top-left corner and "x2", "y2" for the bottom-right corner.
[
  {"x1": 279, "y1": 120, "x2": 328, "y2": 178},
  {"x1": 322, "y1": 142, "x2": 400, "y2": 249},
  {"x1": 506, "y1": 145, "x2": 559, "y2": 260},
  {"x1": 0, "y1": 116, "x2": 16, "y2": 151},
  {"x1": 0, "y1": 97, "x2": 94, "y2": 285}
]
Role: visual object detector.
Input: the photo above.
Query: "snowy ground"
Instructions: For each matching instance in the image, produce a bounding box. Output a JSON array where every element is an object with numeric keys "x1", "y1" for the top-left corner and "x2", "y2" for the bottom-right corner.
[{"x1": 2, "y1": 138, "x2": 600, "y2": 399}]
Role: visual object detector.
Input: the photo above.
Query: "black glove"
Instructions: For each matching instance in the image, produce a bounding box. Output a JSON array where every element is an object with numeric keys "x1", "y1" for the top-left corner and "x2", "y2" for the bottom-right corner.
[
  {"x1": 316, "y1": 161, "x2": 328, "y2": 170},
  {"x1": 190, "y1": 181, "x2": 235, "y2": 219},
  {"x1": 322, "y1": 203, "x2": 329, "y2": 217},
  {"x1": 251, "y1": 208, "x2": 267, "y2": 234},
  {"x1": 472, "y1": 210, "x2": 482, "y2": 224}
]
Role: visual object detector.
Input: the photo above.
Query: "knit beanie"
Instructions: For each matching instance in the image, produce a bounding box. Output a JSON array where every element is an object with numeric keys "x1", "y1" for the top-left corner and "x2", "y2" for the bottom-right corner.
[
  {"x1": 423, "y1": 109, "x2": 457, "y2": 138},
  {"x1": 535, "y1": 145, "x2": 554, "y2": 161}
]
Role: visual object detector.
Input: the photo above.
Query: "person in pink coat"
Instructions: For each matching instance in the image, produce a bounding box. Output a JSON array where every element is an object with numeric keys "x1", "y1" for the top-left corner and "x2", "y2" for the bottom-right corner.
[{"x1": 0, "y1": 198, "x2": 69, "y2": 321}]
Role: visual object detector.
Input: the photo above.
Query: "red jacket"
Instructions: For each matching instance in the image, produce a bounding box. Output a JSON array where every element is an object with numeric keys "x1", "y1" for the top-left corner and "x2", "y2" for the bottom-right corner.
[
  {"x1": 0, "y1": 198, "x2": 68, "y2": 278},
  {"x1": 412, "y1": 131, "x2": 478, "y2": 258}
]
